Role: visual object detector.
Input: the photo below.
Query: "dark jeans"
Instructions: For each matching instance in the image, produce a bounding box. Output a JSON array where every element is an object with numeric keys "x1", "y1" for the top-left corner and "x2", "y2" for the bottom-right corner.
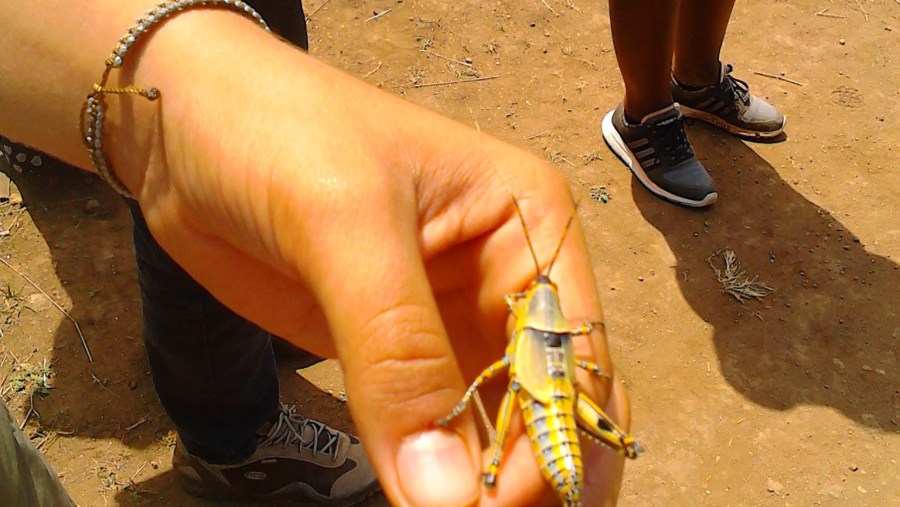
[{"x1": 129, "y1": 0, "x2": 309, "y2": 464}]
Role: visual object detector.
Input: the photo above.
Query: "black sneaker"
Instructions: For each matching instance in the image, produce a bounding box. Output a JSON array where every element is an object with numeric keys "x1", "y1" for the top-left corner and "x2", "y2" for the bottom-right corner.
[
  {"x1": 672, "y1": 63, "x2": 786, "y2": 139},
  {"x1": 173, "y1": 403, "x2": 379, "y2": 506},
  {"x1": 602, "y1": 103, "x2": 717, "y2": 207}
]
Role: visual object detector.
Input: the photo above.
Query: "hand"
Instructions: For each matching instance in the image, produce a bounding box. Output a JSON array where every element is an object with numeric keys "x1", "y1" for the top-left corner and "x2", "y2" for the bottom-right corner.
[{"x1": 110, "y1": 11, "x2": 631, "y2": 507}]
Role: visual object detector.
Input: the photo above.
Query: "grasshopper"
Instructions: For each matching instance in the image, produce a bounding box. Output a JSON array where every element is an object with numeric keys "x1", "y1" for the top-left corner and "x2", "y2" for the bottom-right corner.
[{"x1": 438, "y1": 198, "x2": 641, "y2": 507}]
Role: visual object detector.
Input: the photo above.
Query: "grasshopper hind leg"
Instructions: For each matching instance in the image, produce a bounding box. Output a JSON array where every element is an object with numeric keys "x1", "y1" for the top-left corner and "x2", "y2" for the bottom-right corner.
[
  {"x1": 483, "y1": 381, "x2": 519, "y2": 488},
  {"x1": 576, "y1": 360, "x2": 611, "y2": 380},
  {"x1": 437, "y1": 357, "x2": 509, "y2": 427}
]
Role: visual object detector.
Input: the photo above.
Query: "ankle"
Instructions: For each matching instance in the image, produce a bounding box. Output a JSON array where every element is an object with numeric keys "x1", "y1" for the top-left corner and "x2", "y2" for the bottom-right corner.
[
  {"x1": 623, "y1": 100, "x2": 677, "y2": 125},
  {"x1": 673, "y1": 62, "x2": 722, "y2": 89}
]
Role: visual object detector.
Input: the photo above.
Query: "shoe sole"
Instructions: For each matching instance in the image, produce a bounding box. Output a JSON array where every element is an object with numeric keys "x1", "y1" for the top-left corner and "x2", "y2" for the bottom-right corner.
[
  {"x1": 177, "y1": 466, "x2": 381, "y2": 507},
  {"x1": 679, "y1": 105, "x2": 786, "y2": 139},
  {"x1": 601, "y1": 111, "x2": 718, "y2": 208}
]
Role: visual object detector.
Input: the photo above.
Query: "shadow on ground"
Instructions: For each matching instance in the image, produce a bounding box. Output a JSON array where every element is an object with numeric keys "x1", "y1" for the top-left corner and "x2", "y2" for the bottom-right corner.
[{"x1": 632, "y1": 123, "x2": 898, "y2": 432}]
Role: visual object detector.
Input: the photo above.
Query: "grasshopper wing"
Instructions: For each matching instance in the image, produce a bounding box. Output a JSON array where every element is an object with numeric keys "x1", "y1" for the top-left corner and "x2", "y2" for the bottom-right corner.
[{"x1": 512, "y1": 328, "x2": 576, "y2": 403}]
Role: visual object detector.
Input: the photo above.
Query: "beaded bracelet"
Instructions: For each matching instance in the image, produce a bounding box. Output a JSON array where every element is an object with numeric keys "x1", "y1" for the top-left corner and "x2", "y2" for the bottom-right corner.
[{"x1": 80, "y1": 0, "x2": 271, "y2": 198}]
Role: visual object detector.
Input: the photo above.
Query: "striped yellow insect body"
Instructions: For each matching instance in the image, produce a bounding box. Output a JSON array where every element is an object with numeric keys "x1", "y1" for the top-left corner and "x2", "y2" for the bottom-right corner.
[
  {"x1": 437, "y1": 199, "x2": 641, "y2": 507},
  {"x1": 521, "y1": 376, "x2": 583, "y2": 506}
]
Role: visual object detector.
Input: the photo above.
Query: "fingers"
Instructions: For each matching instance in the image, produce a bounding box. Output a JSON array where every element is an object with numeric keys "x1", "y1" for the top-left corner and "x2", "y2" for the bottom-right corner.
[{"x1": 306, "y1": 200, "x2": 481, "y2": 507}]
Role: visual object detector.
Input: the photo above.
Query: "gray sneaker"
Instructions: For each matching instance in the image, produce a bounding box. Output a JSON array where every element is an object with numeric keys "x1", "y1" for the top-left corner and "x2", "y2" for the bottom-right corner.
[
  {"x1": 173, "y1": 403, "x2": 379, "y2": 506},
  {"x1": 602, "y1": 103, "x2": 717, "y2": 207},
  {"x1": 672, "y1": 63, "x2": 786, "y2": 139}
]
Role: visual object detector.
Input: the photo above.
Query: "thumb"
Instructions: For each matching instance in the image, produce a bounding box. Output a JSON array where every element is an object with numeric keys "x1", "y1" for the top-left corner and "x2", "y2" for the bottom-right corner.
[{"x1": 309, "y1": 206, "x2": 481, "y2": 507}]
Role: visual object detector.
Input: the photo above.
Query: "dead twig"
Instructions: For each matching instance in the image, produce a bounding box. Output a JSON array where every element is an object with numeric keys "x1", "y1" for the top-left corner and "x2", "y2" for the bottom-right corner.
[
  {"x1": 0, "y1": 207, "x2": 27, "y2": 237},
  {"x1": 565, "y1": 0, "x2": 581, "y2": 11},
  {"x1": 126, "y1": 414, "x2": 150, "y2": 432},
  {"x1": 467, "y1": 106, "x2": 482, "y2": 132},
  {"x1": 364, "y1": 9, "x2": 393, "y2": 23},
  {"x1": 548, "y1": 20, "x2": 569, "y2": 40},
  {"x1": 363, "y1": 61, "x2": 384, "y2": 79},
  {"x1": 524, "y1": 130, "x2": 551, "y2": 140},
  {"x1": 411, "y1": 75, "x2": 500, "y2": 88},
  {"x1": 90, "y1": 372, "x2": 119, "y2": 398},
  {"x1": 129, "y1": 462, "x2": 148, "y2": 484},
  {"x1": 305, "y1": 0, "x2": 333, "y2": 21},
  {"x1": 33, "y1": 431, "x2": 61, "y2": 452},
  {"x1": 19, "y1": 392, "x2": 38, "y2": 430},
  {"x1": 421, "y1": 49, "x2": 473, "y2": 67},
  {"x1": 556, "y1": 156, "x2": 577, "y2": 167},
  {"x1": 540, "y1": 0, "x2": 559, "y2": 16},
  {"x1": 815, "y1": 7, "x2": 846, "y2": 18},
  {"x1": 0, "y1": 257, "x2": 92, "y2": 363},
  {"x1": 853, "y1": 0, "x2": 868, "y2": 21},
  {"x1": 753, "y1": 71, "x2": 804, "y2": 87},
  {"x1": 708, "y1": 249, "x2": 774, "y2": 303}
]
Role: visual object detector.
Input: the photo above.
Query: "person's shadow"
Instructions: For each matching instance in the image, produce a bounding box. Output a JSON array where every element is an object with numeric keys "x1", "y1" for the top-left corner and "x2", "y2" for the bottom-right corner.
[
  {"x1": 1, "y1": 158, "x2": 371, "y2": 505},
  {"x1": 631, "y1": 123, "x2": 897, "y2": 432}
]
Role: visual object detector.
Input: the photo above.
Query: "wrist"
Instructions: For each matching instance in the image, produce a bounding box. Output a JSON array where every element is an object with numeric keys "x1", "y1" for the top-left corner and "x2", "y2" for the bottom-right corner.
[{"x1": 100, "y1": 7, "x2": 284, "y2": 200}]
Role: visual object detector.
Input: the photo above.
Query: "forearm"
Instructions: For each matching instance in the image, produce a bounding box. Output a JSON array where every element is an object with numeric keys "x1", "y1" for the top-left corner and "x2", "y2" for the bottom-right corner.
[
  {"x1": 0, "y1": 1, "x2": 159, "y2": 169},
  {"x1": 0, "y1": 2, "x2": 346, "y2": 193}
]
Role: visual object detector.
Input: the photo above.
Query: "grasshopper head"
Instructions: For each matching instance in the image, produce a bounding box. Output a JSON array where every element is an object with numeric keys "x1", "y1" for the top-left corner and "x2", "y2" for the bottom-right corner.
[{"x1": 522, "y1": 275, "x2": 571, "y2": 333}]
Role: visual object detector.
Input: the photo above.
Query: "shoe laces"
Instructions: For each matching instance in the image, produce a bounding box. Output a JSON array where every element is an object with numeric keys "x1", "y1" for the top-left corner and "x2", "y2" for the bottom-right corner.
[
  {"x1": 721, "y1": 64, "x2": 751, "y2": 107},
  {"x1": 649, "y1": 113, "x2": 694, "y2": 165},
  {"x1": 259, "y1": 403, "x2": 341, "y2": 461}
]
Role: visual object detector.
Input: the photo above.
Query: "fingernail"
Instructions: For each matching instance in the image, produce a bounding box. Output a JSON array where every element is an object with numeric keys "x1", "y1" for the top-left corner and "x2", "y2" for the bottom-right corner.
[{"x1": 397, "y1": 429, "x2": 478, "y2": 507}]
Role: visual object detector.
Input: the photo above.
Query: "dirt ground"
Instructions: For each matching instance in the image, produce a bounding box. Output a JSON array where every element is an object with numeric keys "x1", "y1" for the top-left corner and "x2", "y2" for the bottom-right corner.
[{"x1": 1, "y1": 0, "x2": 898, "y2": 505}]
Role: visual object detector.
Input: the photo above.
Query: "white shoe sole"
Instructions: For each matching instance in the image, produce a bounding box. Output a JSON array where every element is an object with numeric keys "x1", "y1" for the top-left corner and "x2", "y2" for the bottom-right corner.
[
  {"x1": 601, "y1": 111, "x2": 718, "y2": 208},
  {"x1": 679, "y1": 105, "x2": 786, "y2": 139}
]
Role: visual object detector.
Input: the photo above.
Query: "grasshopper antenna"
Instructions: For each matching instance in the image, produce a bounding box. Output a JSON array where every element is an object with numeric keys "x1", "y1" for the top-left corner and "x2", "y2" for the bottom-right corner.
[
  {"x1": 512, "y1": 197, "x2": 543, "y2": 277},
  {"x1": 546, "y1": 200, "x2": 581, "y2": 278}
]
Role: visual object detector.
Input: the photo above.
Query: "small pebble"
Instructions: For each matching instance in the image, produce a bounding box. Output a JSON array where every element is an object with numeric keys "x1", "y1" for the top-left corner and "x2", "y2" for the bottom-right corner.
[
  {"x1": 84, "y1": 198, "x2": 101, "y2": 212},
  {"x1": 839, "y1": 38, "x2": 846, "y2": 45},
  {"x1": 849, "y1": 464, "x2": 859, "y2": 472},
  {"x1": 766, "y1": 478, "x2": 783, "y2": 494}
]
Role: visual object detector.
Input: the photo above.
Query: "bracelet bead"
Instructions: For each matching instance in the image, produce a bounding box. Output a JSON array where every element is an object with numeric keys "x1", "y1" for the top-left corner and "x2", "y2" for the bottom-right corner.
[{"x1": 80, "y1": 0, "x2": 271, "y2": 198}]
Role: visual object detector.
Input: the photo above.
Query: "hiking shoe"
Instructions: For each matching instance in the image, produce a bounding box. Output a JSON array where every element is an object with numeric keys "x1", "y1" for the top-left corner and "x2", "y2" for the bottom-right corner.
[
  {"x1": 173, "y1": 403, "x2": 379, "y2": 506},
  {"x1": 672, "y1": 63, "x2": 786, "y2": 139},
  {"x1": 602, "y1": 103, "x2": 717, "y2": 207}
]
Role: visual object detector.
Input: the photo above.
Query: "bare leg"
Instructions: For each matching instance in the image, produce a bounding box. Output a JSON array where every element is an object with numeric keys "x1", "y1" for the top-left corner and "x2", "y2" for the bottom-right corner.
[
  {"x1": 608, "y1": 0, "x2": 680, "y2": 122},
  {"x1": 673, "y1": 0, "x2": 737, "y2": 87}
]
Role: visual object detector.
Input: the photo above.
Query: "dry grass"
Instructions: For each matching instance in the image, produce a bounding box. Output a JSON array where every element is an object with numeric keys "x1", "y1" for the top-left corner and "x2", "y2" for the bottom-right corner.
[{"x1": 708, "y1": 249, "x2": 774, "y2": 303}]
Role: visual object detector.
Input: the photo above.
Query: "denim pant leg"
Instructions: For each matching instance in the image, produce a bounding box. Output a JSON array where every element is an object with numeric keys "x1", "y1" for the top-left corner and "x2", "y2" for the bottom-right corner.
[
  {"x1": 128, "y1": 201, "x2": 279, "y2": 463},
  {"x1": 124, "y1": 0, "x2": 305, "y2": 463}
]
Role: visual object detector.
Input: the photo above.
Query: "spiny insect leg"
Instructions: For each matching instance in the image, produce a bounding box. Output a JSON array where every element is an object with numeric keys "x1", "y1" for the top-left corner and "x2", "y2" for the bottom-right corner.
[
  {"x1": 504, "y1": 292, "x2": 526, "y2": 315},
  {"x1": 437, "y1": 357, "x2": 509, "y2": 427},
  {"x1": 576, "y1": 360, "x2": 611, "y2": 380},
  {"x1": 568, "y1": 320, "x2": 605, "y2": 337},
  {"x1": 484, "y1": 381, "x2": 520, "y2": 488},
  {"x1": 575, "y1": 392, "x2": 642, "y2": 459}
]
